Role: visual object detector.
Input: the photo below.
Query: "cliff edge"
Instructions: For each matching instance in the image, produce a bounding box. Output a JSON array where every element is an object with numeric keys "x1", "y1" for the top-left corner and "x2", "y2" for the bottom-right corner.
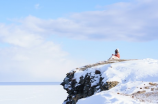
[{"x1": 61, "y1": 59, "x2": 158, "y2": 104}]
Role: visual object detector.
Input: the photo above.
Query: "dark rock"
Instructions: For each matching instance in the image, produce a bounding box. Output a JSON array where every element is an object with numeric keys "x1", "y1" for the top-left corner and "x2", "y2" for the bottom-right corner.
[
  {"x1": 71, "y1": 79, "x2": 77, "y2": 88},
  {"x1": 61, "y1": 70, "x2": 119, "y2": 104},
  {"x1": 60, "y1": 82, "x2": 65, "y2": 86},
  {"x1": 95, "y1": 70, "x2": 101, "y2": 74}
]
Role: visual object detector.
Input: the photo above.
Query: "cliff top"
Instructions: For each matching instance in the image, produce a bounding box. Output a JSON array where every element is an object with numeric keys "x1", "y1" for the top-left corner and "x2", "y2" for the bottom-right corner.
[
  {"x1": 75, "y1": 59, "x2": 137, "y2": 71},
  {"x1": 74, "y1": 58, "x2": 158, "y2": 104}
]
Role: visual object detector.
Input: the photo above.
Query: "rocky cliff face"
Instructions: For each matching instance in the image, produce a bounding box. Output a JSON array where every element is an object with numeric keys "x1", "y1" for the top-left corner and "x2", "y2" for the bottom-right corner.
[{"x1": 61, "y1": 59, "x2": 133, "y2": 104}]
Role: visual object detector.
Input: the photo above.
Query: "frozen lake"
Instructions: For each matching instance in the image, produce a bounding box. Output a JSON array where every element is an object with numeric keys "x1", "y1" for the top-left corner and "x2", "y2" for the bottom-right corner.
[{"x1": 0, "y1": 82, "x2": 67, "y2": 104}]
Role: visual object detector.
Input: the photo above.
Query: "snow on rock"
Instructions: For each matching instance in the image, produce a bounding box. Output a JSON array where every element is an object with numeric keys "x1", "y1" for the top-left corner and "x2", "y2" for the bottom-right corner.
[
  {"x1": 74, "y1": 58, "x2": 158, "y2": 83},
  {"x1": 61, "y1": 58, "x2": 158, "y2": 104}
]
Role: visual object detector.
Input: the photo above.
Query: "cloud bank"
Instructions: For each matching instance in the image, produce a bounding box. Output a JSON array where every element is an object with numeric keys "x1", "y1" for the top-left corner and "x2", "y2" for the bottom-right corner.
[
  {"x1": 13, "y1": 0, "x2": 158, "y2": 42},
  {"x1": 0, "y1": 23, "x2": 84, "y2": 82}
]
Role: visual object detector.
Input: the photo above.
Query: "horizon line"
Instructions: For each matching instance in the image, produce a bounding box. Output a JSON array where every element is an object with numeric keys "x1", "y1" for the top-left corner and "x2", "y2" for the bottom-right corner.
[{"x1": 0, "y1": 82, "x2": 61, "y2": 85}]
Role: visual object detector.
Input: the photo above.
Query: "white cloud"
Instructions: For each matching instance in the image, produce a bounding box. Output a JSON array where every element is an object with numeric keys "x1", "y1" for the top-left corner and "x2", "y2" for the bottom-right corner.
[
  {"x1": 35, "y1": 4, "x2": 40, "y2": 9},
  {"x1": 0, "y1": 23, "x2": 43, "y2": 47},
  {"x1": 0, "y1": 40, "x2": 84, "y2": 82},
  {"x1": 0, "y1": 23, "x2": 85, "y2": 82},
  {"x1": 22, "y1": 0, "x2": 158, "y2": 41},
  {"x1": 0, "y1": 42, "x2": 72, "y2": 82}
]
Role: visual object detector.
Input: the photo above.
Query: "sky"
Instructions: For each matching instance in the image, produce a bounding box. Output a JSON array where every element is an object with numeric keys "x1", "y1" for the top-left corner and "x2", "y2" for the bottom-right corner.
[{"x1": 0, "y1": 0, "x2": 158, "y2": 82}]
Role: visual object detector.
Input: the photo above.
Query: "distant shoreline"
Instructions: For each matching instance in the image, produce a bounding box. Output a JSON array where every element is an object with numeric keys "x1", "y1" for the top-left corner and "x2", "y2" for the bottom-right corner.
[{"x1": 0, "y1": 82, "x2": 61, "y2": 85}]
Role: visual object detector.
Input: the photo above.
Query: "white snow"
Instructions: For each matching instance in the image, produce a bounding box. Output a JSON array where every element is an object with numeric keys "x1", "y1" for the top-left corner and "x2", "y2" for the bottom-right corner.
[
  {"x1": 73, "y1": 58, "x2": 158, "y2": 104},
  {"x1": 0, "y1": 85, "x2": 67, "y2": 104}
]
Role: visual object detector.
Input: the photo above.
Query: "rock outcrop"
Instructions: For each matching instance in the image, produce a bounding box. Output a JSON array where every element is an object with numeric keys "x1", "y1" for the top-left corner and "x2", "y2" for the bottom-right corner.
[{"x1": 61, "y1": 59, "x2": 136, "y2": 104}]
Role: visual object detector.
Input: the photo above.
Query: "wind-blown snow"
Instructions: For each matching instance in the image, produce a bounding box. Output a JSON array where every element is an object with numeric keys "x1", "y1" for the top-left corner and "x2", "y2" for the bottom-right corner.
[{"x1": 73, "y1": 59, "x2": 158, "y2": 104}]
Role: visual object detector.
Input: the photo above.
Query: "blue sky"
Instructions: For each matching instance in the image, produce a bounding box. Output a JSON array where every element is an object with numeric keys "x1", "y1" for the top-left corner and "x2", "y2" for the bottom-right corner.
[
  {"x1": 0, "y1": 0, "x2": 131, "y2": 21},
  {"x1": 0, "y1": 0, "x2": 158, "y2": 82}
]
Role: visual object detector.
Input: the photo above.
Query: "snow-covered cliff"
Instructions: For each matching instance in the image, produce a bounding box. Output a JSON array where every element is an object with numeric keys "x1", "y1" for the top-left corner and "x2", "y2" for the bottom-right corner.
[{"x1": 61, "y1": 59, "x2": 158, "y2": 104}]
